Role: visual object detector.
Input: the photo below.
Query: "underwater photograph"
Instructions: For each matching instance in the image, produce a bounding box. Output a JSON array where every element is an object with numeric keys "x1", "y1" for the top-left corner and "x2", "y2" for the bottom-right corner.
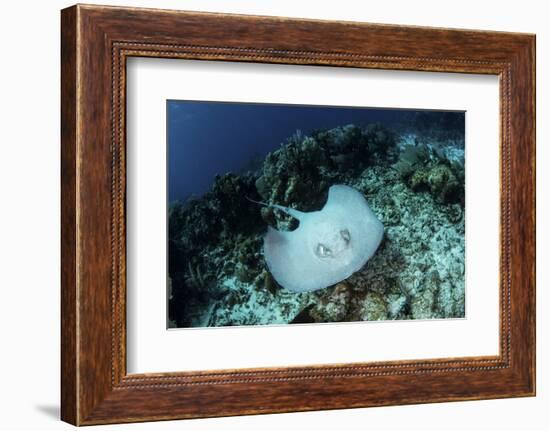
[{"x1": 167, "y1": 101, "x2": 466, "y2": 328}]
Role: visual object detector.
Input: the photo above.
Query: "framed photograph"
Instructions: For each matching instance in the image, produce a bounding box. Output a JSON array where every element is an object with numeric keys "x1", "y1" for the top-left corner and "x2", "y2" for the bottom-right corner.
[{"x1": 61, "y1": 4, "x2": 535, "y2": 425}]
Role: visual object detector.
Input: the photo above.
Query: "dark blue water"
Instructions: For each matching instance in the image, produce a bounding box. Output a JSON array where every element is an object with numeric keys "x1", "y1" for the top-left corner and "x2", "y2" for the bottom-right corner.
[{"x1": 167, "y1": 100, "x2": 462, "y2": 202}]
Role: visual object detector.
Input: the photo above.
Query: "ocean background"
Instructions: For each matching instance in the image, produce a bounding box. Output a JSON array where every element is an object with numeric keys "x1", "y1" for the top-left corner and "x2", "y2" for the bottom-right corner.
[
  {"x1": 168, "y1": 101, "x2": 463, "y2": 202},
  {"x1": 167, "y1": 100, "x2": 465, "y2": 328}
]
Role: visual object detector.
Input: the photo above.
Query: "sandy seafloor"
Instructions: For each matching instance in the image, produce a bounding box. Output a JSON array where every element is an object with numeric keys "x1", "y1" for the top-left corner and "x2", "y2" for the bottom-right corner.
[{"x1": 168, "y1": 123, "x2": 465, "y2": 328}]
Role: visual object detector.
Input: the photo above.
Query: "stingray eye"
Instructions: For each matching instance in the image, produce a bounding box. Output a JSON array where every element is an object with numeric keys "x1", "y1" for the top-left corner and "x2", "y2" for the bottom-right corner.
[
  {"x1": 315, "y1": 243, "x2": 333, "y2": 258},
  {"x1": 340, "y1": 229, "x2": 351, "y2": 244}
]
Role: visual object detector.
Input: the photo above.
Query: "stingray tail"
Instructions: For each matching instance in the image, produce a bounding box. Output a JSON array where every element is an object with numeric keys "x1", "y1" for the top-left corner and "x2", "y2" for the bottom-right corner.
[{"x1": 246, "y1": 196, "x2": 304, "y2": 221}]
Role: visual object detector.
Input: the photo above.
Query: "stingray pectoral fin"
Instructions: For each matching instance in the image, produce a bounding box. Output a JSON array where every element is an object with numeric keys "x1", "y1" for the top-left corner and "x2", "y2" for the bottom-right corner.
[
  {"x1": 264, "y1": 227, "x2": 308, "y2": 293},
  {"x1": 264, "y1": 226, "x2": 286, "y2": 253},
  {"x1": 324, "y1": 184, "x2": 384, "y2": 272},
  {"x1": 264, "y1": 227, "x2": 292, "y2": 285},
  {"x1": 324, "y1": 184, "x2": 365, "y2": 211}
]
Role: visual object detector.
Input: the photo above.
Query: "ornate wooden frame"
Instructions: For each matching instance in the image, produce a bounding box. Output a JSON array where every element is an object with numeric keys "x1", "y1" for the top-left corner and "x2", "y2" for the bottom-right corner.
[{"x1": 61, "y1": 4, "x2": 536, "y2": 426}]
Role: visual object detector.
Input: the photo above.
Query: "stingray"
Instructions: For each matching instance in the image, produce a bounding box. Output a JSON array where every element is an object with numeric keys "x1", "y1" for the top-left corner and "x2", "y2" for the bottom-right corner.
[{"x1": 261, "y1": 184, "x2": 384, "y2": 293}]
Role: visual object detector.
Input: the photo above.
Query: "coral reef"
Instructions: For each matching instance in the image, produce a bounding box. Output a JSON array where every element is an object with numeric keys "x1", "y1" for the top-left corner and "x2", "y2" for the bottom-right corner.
[
  {"x1": 168, "y1": 123, "x2": 465, "y2": 328},
  {"x1": 256, "y1": 123, "x2": 395, "y2": 230}
]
